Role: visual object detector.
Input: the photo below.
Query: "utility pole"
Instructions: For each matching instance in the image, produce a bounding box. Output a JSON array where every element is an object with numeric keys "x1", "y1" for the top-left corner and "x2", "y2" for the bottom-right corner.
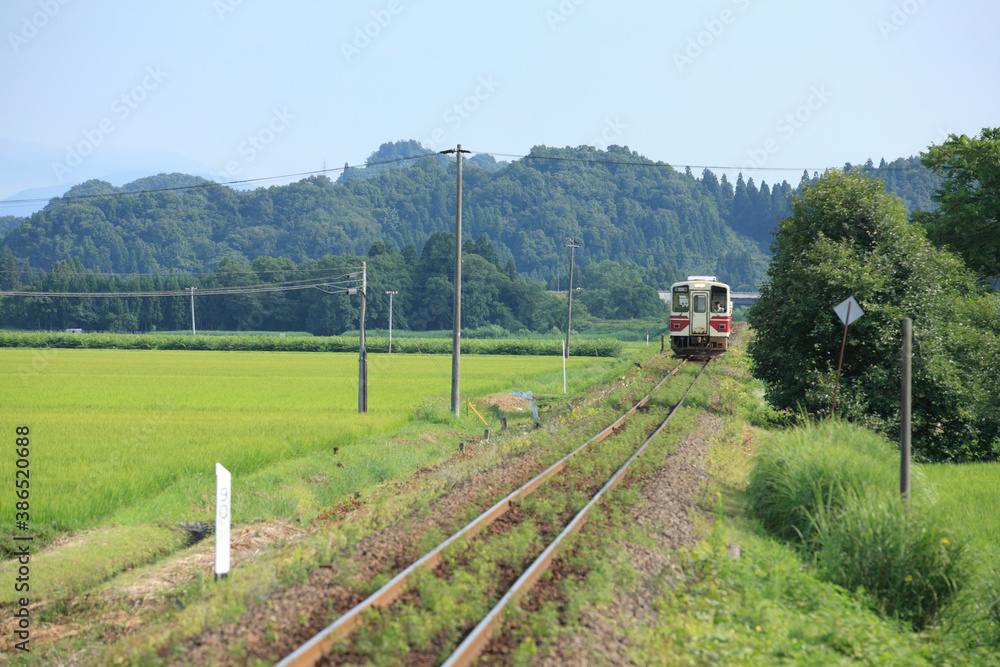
[
  {"x1": 901, "y1": 317, "x2": 912, "y2": 501},
  {"x1": 564, "y1": 239, "x2": 580, "y2": 358},
  {"x1": 358, "y1": 262, "x2": 367, "y2": 413},
  {"x1": 441, "y1": 144, "x2": 470, "y2": 416},
  {"x1": 385, "y1": 290, "x2": 398, "y2": 353},
  {"x1": 189, "y1": 286, "x2": 196, "y2": 336}
]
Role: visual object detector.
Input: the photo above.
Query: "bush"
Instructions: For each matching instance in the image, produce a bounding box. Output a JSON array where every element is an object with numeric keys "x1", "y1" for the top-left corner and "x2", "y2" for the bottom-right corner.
[
  {"x1": 464, "y1": 324, "x2": 511, "y2": 339},
  {"x1": 0, "y1": 331, "x2": 621, "y2": 357},
  {"x1": 746, "y1": 169, "x2": 1000, "y2": 462}
]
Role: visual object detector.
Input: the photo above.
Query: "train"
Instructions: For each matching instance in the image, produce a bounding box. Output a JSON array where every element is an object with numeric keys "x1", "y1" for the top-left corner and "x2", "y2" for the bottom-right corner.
[{"x1": 668, "y1": 276, "x2": 732, "y2": 358}]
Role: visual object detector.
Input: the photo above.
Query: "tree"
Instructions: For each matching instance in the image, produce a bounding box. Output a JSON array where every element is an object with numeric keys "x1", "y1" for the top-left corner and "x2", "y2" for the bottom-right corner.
[
  {"x1": 0, "y1": 247, "x2": 17, "y2": 290},
  {"x1": 747, "y1": 169, "x2": 1000, "y2": 461},
  {"x1": 913, "y1": 128, "x2": 1000, "y2": 279},
  {"x1": 577, "y1": 259, "x2": 666, "y2": 320}
]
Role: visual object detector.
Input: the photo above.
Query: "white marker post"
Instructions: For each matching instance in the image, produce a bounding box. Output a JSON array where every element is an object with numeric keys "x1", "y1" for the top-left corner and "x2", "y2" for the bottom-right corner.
[
  {"x1": 562, "y1": 339, "x2": 566, "y2": 394},
  {"x1": 215, "y1": 463, "x2": 231, "y2": 580},
  {"x1": 831, "y1": 296, "x2": 865, "y2": 418}
]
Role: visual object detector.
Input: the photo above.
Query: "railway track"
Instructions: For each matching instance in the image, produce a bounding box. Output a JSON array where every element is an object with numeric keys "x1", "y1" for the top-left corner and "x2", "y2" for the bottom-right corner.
[{"x1": 277, "y1": 358, "x2": 709, "y2": 667}]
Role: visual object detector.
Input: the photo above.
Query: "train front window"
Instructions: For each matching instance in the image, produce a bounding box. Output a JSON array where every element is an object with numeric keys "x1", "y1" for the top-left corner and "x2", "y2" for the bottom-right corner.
[
  {"x1": 673, "y1": 292, "x2": 689, "y2": 311},
  {"x1": 693, "y1": 294, "x2": 706, "y2": 313}
]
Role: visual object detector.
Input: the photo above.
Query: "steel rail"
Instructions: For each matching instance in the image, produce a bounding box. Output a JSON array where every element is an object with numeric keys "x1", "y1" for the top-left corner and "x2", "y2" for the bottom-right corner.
[
  {"x1": 275, "y1": 359, "x2": 686, "y2": 667},
  {"x1": 442, "y1": 361, "x2": 709, "y2": 667}
]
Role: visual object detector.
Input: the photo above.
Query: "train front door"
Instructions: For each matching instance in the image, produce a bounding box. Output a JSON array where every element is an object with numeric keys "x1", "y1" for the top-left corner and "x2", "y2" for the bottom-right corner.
[{"x1": 690, "y1": 290, "x2": 709, "y2": 336}]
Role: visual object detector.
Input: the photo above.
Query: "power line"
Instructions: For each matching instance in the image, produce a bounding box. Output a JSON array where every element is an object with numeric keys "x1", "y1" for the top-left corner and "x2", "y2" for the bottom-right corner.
[
  {"x1": 0, "y1": 264, "x2": 367, "y2": 278},
  {"x1": 0, "y1": 153, "x2": 439, "y2": 207},
  {"x1": 0, "y1": 272, "x2": 362, "y2": 298}
]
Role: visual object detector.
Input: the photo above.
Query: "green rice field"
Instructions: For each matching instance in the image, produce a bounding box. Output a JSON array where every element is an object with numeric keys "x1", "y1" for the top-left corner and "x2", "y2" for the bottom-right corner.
[{"x1": 0, "y1": 348, "x2": 614, "y2": 533}]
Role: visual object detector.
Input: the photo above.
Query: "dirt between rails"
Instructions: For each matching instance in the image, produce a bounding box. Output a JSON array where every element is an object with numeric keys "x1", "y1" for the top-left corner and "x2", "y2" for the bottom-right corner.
[{"x1": 488, "y1": 412, "x2": 720, "y2": 666}]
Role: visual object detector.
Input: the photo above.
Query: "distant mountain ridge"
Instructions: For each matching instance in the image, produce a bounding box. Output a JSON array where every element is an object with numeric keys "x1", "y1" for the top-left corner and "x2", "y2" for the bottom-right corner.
[{"x1": 0, "y1": 141, "x2": 941, "y2": 291}]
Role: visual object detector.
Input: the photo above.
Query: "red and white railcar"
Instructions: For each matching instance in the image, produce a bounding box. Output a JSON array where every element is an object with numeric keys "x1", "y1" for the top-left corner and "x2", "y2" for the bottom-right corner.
[{"x1": 668, "y1": 276, "x2": 731, "y2": 358}]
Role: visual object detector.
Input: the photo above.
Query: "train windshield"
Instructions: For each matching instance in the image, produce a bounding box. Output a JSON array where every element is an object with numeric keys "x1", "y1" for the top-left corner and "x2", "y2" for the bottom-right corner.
[
  {"x1": 672, "y1": 290, "x2": 689, "y2": 311},
  {"x1": 693, "y1": 294, "x2": 706, "y2": 313}
]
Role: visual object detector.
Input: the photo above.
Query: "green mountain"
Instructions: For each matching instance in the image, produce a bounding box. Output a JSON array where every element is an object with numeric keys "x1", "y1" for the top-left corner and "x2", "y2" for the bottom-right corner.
[{"x1": 0, "y1": 142, "x2": 941, "y2": 292}]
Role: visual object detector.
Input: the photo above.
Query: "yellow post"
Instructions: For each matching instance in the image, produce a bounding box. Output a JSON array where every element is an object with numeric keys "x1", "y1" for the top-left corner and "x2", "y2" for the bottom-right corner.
[{"x1": 467, "y1": 401, "x2": 489, "y2": 427}]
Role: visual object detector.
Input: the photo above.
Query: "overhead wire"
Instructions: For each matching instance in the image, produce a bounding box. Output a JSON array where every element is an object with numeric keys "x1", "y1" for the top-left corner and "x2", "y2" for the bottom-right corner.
[
  {"x1": 0, "y1": 153, "x2": 440, "y2": 207},
  {"x1": 0, "y1": 271, "x2": 363, "y2": 298}
]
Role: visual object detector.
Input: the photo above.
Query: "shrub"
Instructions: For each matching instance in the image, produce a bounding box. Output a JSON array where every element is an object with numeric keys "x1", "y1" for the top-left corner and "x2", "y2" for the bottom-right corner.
[{"x1": 0, "y1": 331, "x2": 621, "y2": 357}]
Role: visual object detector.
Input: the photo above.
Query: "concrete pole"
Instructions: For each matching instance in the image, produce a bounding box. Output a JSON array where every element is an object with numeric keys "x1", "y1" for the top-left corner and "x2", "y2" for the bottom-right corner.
[
  {"x1": 358, "y1": 262, "x2": 367, "y2": 414},
  {"x1": 386, "y1": 290, "x2": 397, "y2": 354},
  {"x1": 562, "y1": 339, "x2": 566, "y2": 394},
  {"x1": 190, "y1": 286, "x2": 196, "y2": 336},
  {"x1": 901, "y1": 317, "x2": 911, "y2": 501},
  {"x1": 564, "y1": 240, "x2": 579, "y2": 358},
  {"x1": 451, "y1": 145, "x2": 463, "y2": 416}
]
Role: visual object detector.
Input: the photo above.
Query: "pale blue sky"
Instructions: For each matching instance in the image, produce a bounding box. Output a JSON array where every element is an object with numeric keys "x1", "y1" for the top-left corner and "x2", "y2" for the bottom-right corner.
[{"x1": 1, "y1": 0, "x2": 997, "y2": 203}]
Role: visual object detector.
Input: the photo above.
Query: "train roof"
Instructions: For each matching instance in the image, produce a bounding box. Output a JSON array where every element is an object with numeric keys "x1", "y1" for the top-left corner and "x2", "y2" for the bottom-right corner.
[{"x1": 671, "y1": 277, "x2": 730, "y2": 289}]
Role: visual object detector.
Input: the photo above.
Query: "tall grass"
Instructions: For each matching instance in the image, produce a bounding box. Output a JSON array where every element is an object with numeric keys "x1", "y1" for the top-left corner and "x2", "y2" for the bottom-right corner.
[
  {"x1": 810, "y1": 492, "x2": 968, "y2": 630},
  {"x1": 747, "y1": 420, "x2": 969, "y2": 629},
  {"x1": 746, "y1": 420, "x2": 903, "y2": 543}
]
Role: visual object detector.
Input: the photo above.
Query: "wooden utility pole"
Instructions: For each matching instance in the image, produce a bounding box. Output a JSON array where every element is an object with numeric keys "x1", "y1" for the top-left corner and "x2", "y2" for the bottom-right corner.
[
  {"x1": 358, "y1": 262, "x2": 367, "y2": 413},
  {"x1": 440, "y1": 144, "x2": 470, "y2": 416},
  {"x1": 564, "y1": 239, "x2": 580, "y2": 358}
]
